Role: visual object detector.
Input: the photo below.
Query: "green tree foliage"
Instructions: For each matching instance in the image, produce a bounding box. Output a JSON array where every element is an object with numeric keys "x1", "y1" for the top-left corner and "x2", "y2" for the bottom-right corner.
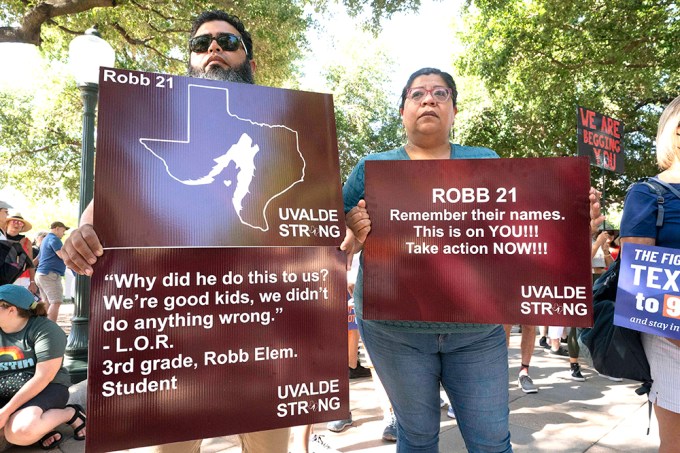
[
  {"x1": 0, "y1": 0, "x2": 418, "y2": 201},
  {"x1": 324, "y1": 53, "x2": 403, "y2": 181},
  {"x1": 334, "y1": 0, "x2": 422, "y2": 28},
  {"x1": 0, "y1": 0, "x2": 309, "y2": 201},
  {"x1": 1, "y1": 0, "x2": 309, "y2": 85},
  {"x1": 455, "y1": 0, "x2": 680, "y2": 203},
  {"x1": 0, "y1": 76, "x2": 83, "y2": 200}
]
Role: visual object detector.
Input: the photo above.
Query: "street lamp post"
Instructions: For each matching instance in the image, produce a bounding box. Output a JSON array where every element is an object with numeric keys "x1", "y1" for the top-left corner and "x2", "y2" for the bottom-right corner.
[{"x1": 65, "y1": 27, "x2": 115, "y2": 383}]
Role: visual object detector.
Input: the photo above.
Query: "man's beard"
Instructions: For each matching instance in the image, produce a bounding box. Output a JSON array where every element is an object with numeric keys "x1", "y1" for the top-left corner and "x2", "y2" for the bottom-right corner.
[{"x1": 187, "y1": 60, "x2": 254, "y2": 84}]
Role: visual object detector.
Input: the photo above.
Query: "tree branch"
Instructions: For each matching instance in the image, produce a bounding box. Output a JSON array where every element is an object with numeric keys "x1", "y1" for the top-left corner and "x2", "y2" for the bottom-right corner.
[
  {"x1": 0, "y1": 0, "x2": 117, "y2": 45},
  {"x1": 112, "y1": 23, "x2": 152, "y2": 45}
]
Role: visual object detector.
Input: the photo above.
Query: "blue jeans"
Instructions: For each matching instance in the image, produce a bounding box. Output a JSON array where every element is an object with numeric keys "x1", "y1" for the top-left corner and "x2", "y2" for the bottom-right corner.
[{"x1": 358, "y1": 320, "x2": 512, "y2": 453}]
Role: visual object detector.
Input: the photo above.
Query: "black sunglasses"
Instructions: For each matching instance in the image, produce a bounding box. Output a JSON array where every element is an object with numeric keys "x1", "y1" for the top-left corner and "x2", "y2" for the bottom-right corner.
[{"x1": 189, "y1": 33, "x2": 248, "y2": 57}]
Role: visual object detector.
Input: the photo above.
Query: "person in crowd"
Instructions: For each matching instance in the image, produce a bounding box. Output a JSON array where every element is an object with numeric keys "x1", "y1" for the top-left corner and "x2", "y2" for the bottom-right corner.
[
  {"x1": 0, "y1": 284, "x2": 85, "y2": 450},
  {"x1": 4, "y1": 213, "x2": 37, "y2": 295},
  {"x1": 347, "y1": 283, "x2": 371, "y2": 380},
  {"x1": 32, "y1": 232, "x2": 47, "y2": 267},
  {"x1": 0, "y1": 202, "x2": 11, "y2": 240},
  {"x1": 591, "y1": 229, "x2": 614, "y2": 277},
  {"x1": 342, "y1": 67, "x2": 512, "y2": 452},
  {"x1": 544, "y1": 326, "x2": 585, "y2": 380},
  {"x1": 327, "y1": 275, "x2": 397, "y2": 443},
  {"x1": 341, "y1": 67, "x2": 606, "y2": 452},
  {"x1": 608, "y1": 232, "x2": 620, "y2": 260},
  {"x1": 60, "y1": 10, "x2": 293, "y2": 453},
  {"x1": 538, "y1": 325, "x2": 549, "y2": 349},
  {"x1": 503, "y1": 324, "x2": 539, "y2": 393},
  {"x1": 34, "y1": 222, "x2": 69, "y2": 323},
  {"x1": 619, "y1": 94, "x2": 680, "y2": 453}
]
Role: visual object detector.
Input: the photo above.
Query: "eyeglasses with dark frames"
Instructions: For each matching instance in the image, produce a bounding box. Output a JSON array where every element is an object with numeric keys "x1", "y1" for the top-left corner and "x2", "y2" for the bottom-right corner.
[{"x1": 189, "y1": 33, "x2": 248, "y2": 57}]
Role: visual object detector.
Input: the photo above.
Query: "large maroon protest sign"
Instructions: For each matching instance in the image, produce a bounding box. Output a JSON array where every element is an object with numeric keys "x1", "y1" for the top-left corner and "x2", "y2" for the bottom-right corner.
[
  {"x1": 88, "y1": 69, "x2": 347, "y2": 451},
  {"x1": 363, "y1": 157, "x2": 593, "y2": 327},
  {"x1": 577, "y1": 106, "x2": 624, "y2": 173}
]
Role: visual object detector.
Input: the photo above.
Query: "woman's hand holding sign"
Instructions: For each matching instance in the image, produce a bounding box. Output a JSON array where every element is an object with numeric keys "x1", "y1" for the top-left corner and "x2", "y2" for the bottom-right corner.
[{"x1": 340, "y1": 199, "x2": 371, "y2": 270}]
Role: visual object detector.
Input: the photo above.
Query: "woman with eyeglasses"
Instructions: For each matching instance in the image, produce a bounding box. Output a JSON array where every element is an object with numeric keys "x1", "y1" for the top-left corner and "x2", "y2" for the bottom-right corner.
[
  {"x1": 618, "y1": 95, "x2": 680, "y2": 453},
  {"x1": 341, "y1": 67, "x2": 512, "y2": 452},
  {"x1": 0, "y1": 285, "x2": 85, "y2": 450}
]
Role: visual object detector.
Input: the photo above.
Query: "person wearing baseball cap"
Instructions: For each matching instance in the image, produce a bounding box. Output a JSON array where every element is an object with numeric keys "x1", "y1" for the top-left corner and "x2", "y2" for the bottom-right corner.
[
  {"x1": 48, "y1": 222, "x2": 69, "y2": 231},
  {"x1": 0, "y1": 201, "x2": 12, "y2": 240},
  {"x1": 34, "y1": 222, "x2": 69, "y2": 322},
  {"x1": 0, "y1": 284, "x2": 85, "y2": 449}
]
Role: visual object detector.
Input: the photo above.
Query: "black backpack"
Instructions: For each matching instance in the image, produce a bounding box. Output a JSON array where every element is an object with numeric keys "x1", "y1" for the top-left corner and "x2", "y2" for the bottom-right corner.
[
  {"x1": 581, "y1": 259, "x2": 651, "y2": 387},
  {"x1": 579, "y1": 177, "x2": 680, "y2": 391},
  {"x1": 0, "y1": 239, "x2": 34, "y2": 285}
]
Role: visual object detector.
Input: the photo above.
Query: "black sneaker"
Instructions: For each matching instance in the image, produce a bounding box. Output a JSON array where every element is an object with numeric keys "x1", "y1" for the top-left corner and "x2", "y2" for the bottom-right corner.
[
  {"x1": 549, "y1": 346, "x2": 569, "y2": 357},
  {"x1": 570, "y1": 364, "x2": 585, "y2": 381},
  {"x1": 538, "y1": 336, "x2": 549, "y2": 349},
  {"x1": 349, "y1": 364, "x2": 371, "y2": 379}
]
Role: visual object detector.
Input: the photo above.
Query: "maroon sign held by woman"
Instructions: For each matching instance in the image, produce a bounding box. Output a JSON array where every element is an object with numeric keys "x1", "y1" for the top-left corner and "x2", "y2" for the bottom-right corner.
[{"x1": 363, "y1": 156, "x2": 593, "y2": 327}]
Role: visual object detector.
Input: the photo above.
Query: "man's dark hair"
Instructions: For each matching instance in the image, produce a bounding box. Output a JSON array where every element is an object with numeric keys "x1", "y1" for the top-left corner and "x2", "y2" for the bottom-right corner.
[
  {"x1": 399, "y1": 67, "x2": 457, "y2": 109},
  {"x1": 190, "y1": 10, "x2": 253, "y2": 60}
]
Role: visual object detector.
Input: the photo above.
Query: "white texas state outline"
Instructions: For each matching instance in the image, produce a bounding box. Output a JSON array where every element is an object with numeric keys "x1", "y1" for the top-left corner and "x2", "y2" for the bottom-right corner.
[{"x1": 139, "y1": 84, "x2": 306, "y2": 232}]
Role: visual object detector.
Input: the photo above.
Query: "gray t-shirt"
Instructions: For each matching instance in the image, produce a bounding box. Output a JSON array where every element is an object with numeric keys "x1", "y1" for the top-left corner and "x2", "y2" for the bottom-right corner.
[{"x1": 0, "y1": 316, "x2": 71, "y2": 388}]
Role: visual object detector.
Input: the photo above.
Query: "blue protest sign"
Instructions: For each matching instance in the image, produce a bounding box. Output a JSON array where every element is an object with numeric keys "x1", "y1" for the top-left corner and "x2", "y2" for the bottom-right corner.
[{"x1": 615, "y1": 243, "x2": 680, "y2": 340}]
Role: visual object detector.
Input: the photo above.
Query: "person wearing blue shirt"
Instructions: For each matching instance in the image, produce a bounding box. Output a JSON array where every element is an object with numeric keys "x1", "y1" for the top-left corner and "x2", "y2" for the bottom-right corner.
[
  {"x1": 35, "y1": 222, "x2": 69, "y2": 322},
  {"x1": 619, "y1": 94, "x2": 680, "y2": 453}
]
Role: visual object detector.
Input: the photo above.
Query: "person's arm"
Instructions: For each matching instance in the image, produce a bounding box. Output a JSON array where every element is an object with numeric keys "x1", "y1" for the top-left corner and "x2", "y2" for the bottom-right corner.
[
  {"x1": 592, "y1": 232, "x2": 607, "y2": 259},
  {"x1": 340, "y1": 227, "x2": 362, "y2": 271},
  {"x1": 590, "y1": 187, "x2": 605, "y2": 235},
  {"x1": 0, "y1": 358, "x2": 62, "y2": 428},
  {"x1": 21, "y1": 238, "x2": 37, "y2": 294},
  {"x1": 601, "y1": 235, "x2": 614, "y2": 267},
  {"x1": 340, "y1": 159, "x2": 370, "y2": 270},
  {"x1": 60, "y1": 200, "x2": 103, "y2": 276}
]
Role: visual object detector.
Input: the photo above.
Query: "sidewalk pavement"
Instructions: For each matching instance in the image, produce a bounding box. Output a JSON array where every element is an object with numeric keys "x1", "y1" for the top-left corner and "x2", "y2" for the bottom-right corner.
[{"x1": 4, "y1": 315, "x2": 661, "y2": 452}]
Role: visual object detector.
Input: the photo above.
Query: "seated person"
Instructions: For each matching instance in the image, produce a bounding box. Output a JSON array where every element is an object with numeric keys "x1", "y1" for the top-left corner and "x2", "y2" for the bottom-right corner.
[{"x1": 0, "y1": 285, "x2": 85, "y2": 449}]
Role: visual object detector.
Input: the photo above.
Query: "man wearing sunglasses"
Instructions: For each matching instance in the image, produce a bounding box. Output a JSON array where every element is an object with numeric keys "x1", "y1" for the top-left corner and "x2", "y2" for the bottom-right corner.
[
  {"x1": 63, "y1": 10, "x2": 293, "y2": 453},
  {"x1": 187, "y1": 10, "x2": 256, "y2": 84}
]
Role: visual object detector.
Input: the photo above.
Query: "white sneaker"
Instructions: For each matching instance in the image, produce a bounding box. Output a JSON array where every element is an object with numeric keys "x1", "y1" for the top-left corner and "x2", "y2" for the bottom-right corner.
[
  {"x1": 598, "y1": 373, "x2": 623, "y2": 382},
  {"x1": 447, "y1": 406, "x2": 456, "y2": 419}
]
